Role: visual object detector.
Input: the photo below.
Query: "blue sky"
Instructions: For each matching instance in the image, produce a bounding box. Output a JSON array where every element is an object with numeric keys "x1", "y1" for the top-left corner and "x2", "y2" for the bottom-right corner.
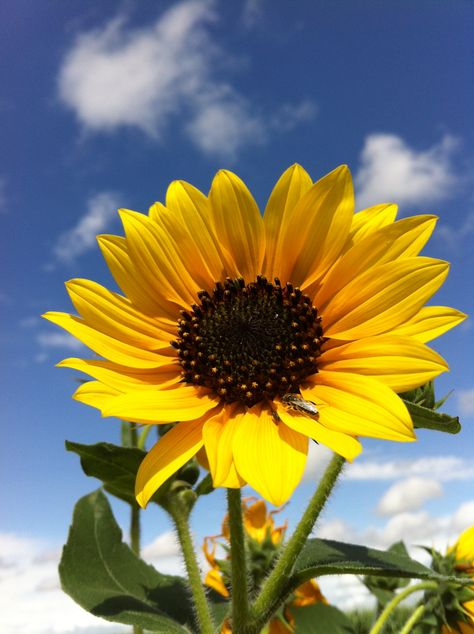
[{"x1": 1, "y1": 1, "x2": 474, "y2": 631}]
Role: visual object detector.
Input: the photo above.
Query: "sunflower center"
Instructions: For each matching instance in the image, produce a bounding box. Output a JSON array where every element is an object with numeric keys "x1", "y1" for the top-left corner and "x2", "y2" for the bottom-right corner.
[{"x1": 172, "y1": 276, "x2": 323, "y2": 407}]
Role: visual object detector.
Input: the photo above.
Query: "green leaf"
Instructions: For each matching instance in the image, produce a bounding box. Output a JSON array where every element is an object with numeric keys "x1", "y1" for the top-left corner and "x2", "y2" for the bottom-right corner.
[
  {"x1": 289, "y1": 538, "x2": 454, "y2": 590},
  {"x1": 402, "y1": 400, "x2": 461, "y2": 434},
  {"x1": 292, "y1": 603, "x2": 356, "y2": 633},
  {"x1": 60, "y1": 489, "x2": 193, "y2": 632},
  {"x1": 363, "y1": 541, "x2": 410, "y2": 607},
  {"x1": 66, "y1": 441, "x2": 145, "y2": 505}
]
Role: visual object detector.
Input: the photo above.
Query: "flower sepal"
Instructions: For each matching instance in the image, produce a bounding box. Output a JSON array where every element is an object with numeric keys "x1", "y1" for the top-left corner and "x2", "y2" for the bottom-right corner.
[{"x1": 415, "y1": 547, "x2": 474, "y2": 633}]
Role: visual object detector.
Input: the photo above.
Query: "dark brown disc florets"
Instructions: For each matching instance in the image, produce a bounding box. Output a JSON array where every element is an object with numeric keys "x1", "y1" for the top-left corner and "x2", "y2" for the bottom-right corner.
[{"x1": 172, "y1": 276, "x2": 324, "y2": 407}]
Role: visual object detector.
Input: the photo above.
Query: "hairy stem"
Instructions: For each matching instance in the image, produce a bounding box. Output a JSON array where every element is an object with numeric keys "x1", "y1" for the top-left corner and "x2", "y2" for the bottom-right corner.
[
  {"x1": 249, "y1": 453, "x2": 346, "y2": 630},
  {"x1": 369, "y1": 581, "x2": 437, "y2": 634},
  {"x1": 227, "y1": 488, "x2": 250, "y2": 633},
  {"x1": 169, "y1": 502, "x2": 215, "y2": 634}
]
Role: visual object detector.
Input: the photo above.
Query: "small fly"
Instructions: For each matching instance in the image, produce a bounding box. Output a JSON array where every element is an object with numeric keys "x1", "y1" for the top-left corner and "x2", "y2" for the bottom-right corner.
[{"x1": 281, "y1": 393, "x2": 320, "y2": 419}]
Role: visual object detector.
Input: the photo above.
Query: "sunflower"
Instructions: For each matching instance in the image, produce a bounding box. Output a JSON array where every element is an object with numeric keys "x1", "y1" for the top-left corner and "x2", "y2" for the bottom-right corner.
[
  {"x1": 43, "y1": 165, "x2": 465, "y2": 506},
  {"x1": 443, "y1": 526, "x2": 474, "y2": 633},
  {"x1": 203, "y1": 498, "x2": 326, "y2": 633}
]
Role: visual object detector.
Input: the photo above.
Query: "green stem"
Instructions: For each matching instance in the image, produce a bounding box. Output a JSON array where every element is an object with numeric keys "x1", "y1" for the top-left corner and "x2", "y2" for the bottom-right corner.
[
  {"x1": 249, "y1": 453, "x2": 346, "y2": 630},
  {"x1": 399, "y1": 604, "x2": 425, "y2": 634},
  {"x1": 369, "y1": 581, "x2": 437, "y2": 634},
  {"x1": 130, "y1": 504, "x2": 140, "y2": 556},
  {"x1": 128, "y1": 425, "x2": 143, "y2": 634},
  {"x1": 168, "y1": 502, "x2": 215, "y2": 634},
  {"x1": 137, "y1": 425, "x2": 152, "y2": 450},
  {"x1": 227, "y1": 488, "x2": 250, "y2": 633}
]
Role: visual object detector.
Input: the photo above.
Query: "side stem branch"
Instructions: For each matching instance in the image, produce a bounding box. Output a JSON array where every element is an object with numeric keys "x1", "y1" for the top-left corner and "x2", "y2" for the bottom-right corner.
[{"x1": 249, "y1": 453, "x2": 346, "y2": 630}]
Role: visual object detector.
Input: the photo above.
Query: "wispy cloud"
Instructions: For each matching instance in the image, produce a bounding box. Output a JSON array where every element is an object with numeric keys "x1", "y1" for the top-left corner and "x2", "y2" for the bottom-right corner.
[
  {"x1": 355, "y1": 133, "x2": 459, "y2": 209},
  {"x1": 344, "y1": 455, "x2": 474, "y2": 482},
  {"x1": 376, "y1": 477, "x2": 443, "y2": 516},
  {"x1": 58, "y1": 0, "x2": 315, "y2": 159},
  {"x1": 36, "y1": 332, "x2": 84, "y2": 351},
  {"x1": 457, "y1": 387, "x2": 474, "y2": 416},
  {"x1": 53, "y1": 192, "x2": 120, "y2": 263}
]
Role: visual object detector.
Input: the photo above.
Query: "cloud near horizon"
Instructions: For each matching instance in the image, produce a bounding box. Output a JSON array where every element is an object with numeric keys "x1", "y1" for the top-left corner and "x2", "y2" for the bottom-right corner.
[{"x1": 58, "y1": 0, "x2": 315, "y2": 160}]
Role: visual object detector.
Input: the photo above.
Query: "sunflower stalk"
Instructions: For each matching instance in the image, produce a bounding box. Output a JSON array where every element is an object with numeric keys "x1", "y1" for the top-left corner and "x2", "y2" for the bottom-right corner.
[
  {"x1": 165, "y1": 495, "x2": 216, "y2": 634},
  {"x1": 249, "y1": 453, "x2": 346, "y2": 631},
  {"x1": 227, "y1": 488, "x2": 251, "y2": 632},
  {"x1": 368, "y1": 580, "x2": 438, "y2": 634}
]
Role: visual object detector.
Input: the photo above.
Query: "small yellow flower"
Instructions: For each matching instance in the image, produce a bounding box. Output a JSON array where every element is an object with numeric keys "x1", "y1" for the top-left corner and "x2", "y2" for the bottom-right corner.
[
  {"x1": 44, "y1": 165, "x2": 465, "y2": 506},
  {"x1": 203, "y1": 498, "x2": 326, "y2": 633},
  {"x1": 444, "y1": 526, "x2": 474, "y2": 633}
]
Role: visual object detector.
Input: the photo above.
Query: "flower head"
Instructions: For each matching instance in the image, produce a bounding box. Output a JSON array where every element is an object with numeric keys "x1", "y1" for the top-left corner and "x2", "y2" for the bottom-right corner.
[{"x1": 43, "y1": 165, "x2": 465, "y2": 506}]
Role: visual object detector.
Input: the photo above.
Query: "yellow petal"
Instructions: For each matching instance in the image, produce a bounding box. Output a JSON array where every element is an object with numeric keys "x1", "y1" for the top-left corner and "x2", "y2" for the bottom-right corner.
[
  {"x1": 164, "y1": 180, "x2": 228, "y2": 285},
  {"x1": 262, "y1": 164, "x2": 313, "y2": 280},
  {"x1": 318, "y1": 335, "x2": 449, "y2": 392},
  {"x1": 119, "y1": 209, "x2": 198, "y2": 309},
  {"x1": 42, "y1": 312, "x2": 170, "y2": 369},
  {"x1": 303, "y1": 371, "x2": 415, "y2": 442},
  {"x1": 276, "y1": 404, "x2": 362, "y2": 462},
  {"x1": 202, "y1": 405, "x2": 245, "y2": 488},
  {"x1": 208, "y1": 170, "x2": 265, "y2": 281},
  {"x1": 102, "y1": 384, "x2": 218, "y2": 424},
  {"x1": 349, "y1": 203, "x2": 398, "y2": 246},
  {"x1": 323, "y1": 257, "x2": 449, "y2": 340},
  {"x1": 58, "y1": 357, "x2": 181, "y2": 392},
  {"x1": 135, "y1": 419, "x2": 205, "y2": 507},
  {"x1": 390, "y1": 306, "x2": 467, "y2": 342},
  {"x1": 66, "y1": 279, "x2": 172, "y2": 351},
  {"x1": 453, "y1": 525, "x2": 474, "y2": 562},
  {"x1": 72, "y1": 380, "x2": 120, "y2": 410},
  {"x1": 315, "y1": 215, "x2": 437, "y2": 308},
  {"x1": 292, "y1": 580, "x2": 327, "y2": 606},
  {"x1": 97, "y1": 234, "x2": 178, "y2": 324},
  {"x1": 233, "y1": 405, "x2": 308, "y2": 506},
  {"x1": 276, "y1": 165, "x2": 354, "y2": 287},
  {"x1": 204, "y1": 568, "x2": 229, "y2": 598}
]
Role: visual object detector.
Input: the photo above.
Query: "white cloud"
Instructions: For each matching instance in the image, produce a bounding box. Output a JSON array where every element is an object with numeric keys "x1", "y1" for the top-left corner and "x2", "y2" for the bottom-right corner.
[
  {"x1": 185, "y1": 94, "x2": 265, "y2": 160},
  {"x1": 345, "y1": 455, "x2": 474, "y2": 482},
  {"x1": 376, "y1": 477, "x2": 443, "y2": 516},
  {"x1": 58, "y1": 1, "x2": 314, "y2": 159},
  {"x1": 315, "y1": 498, "x2": 474, "y2": 609},
  {"x1": 457, "y1": 388, "x2": 474, "y2": 416},
  {"x1": 0, "y1": 533, "x2": 120, "y2": 634},
  {"x1": 355, "y1": 133, "x2": 459, "y2": 209},
  {"x1": 303, "y1": 443, "x2": 334, "y2": 483},
  {"x1": 53, "y1": 192, "x2": 119, "y2": 263},
  {"x1": 0, "y1": 528, "x2": 190, "y2": 634},
  {"x1": 37, "y1": 332, "x2": 84, "y2": 351},
  {"x1": 141, "y1": 531, "x2": 184, "y2": 576}
]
